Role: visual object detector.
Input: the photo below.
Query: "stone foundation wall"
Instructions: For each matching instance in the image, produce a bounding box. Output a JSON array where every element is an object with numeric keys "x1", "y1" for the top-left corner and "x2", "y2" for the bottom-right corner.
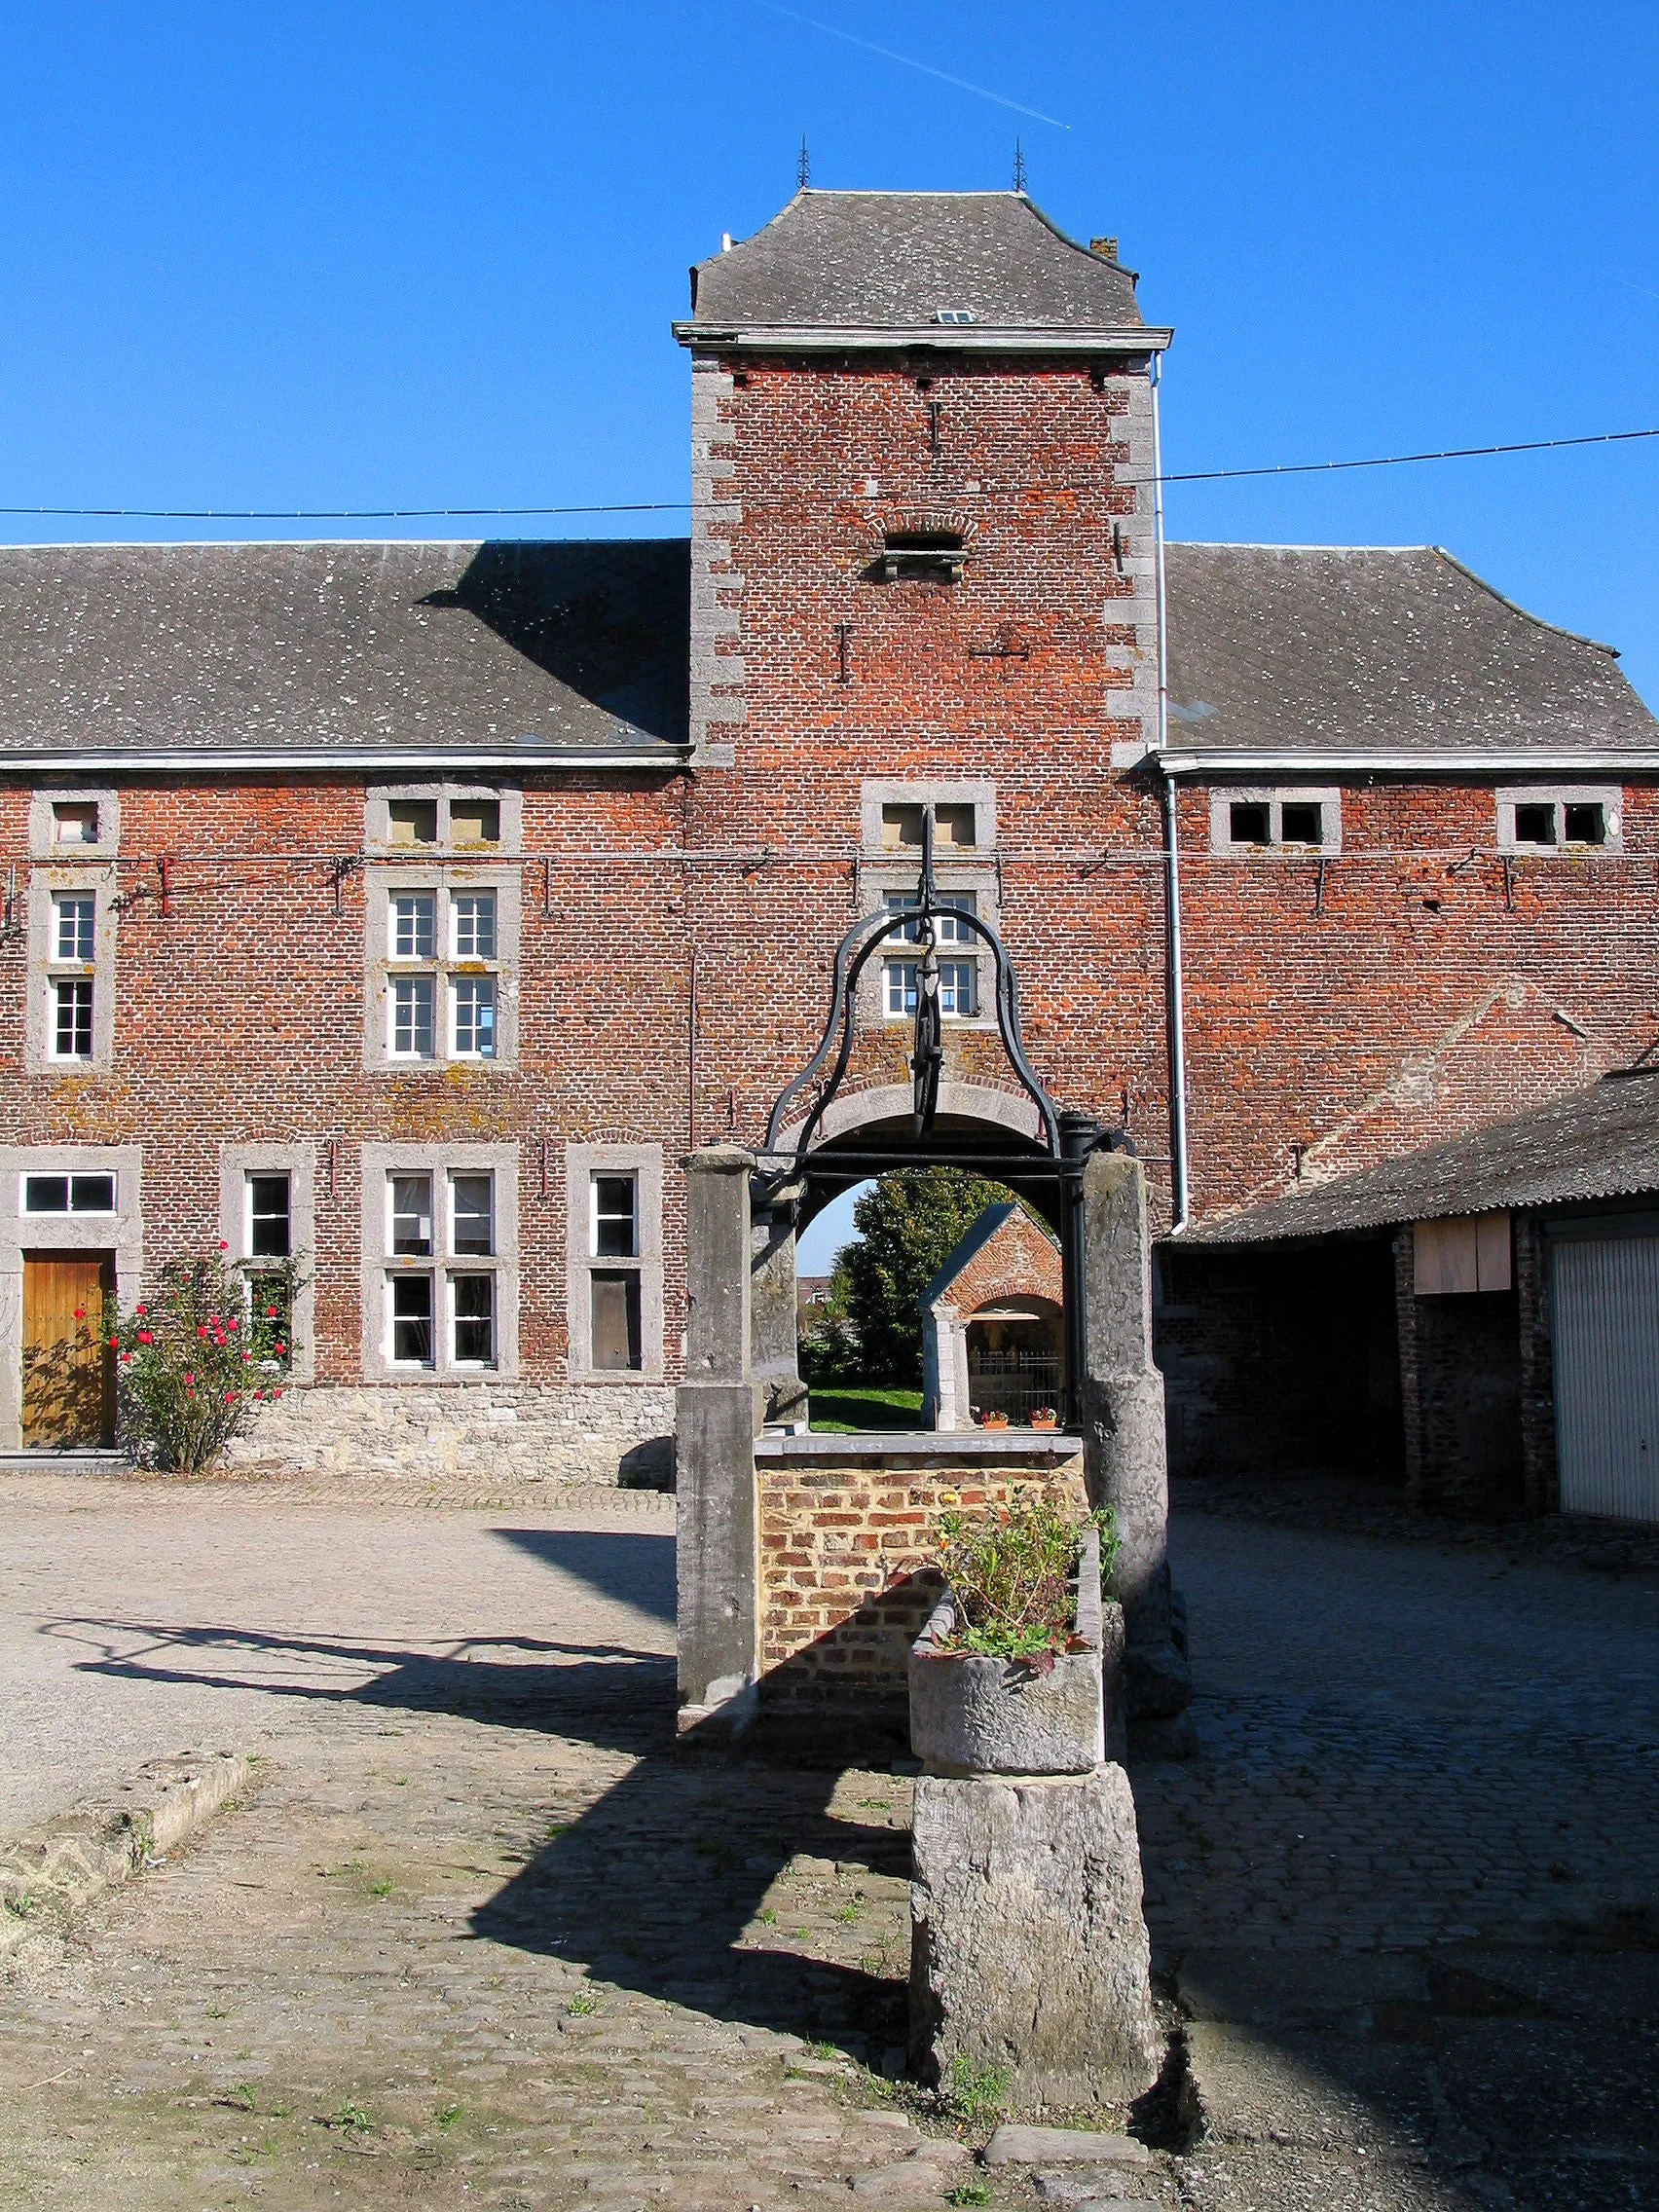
[
  {"x1": 227, "y1": 1382, "x2": 676, "y2": 1486},
  {"x1": 754, "y1": 1442, "x2": 1086, "y2": 1716}
]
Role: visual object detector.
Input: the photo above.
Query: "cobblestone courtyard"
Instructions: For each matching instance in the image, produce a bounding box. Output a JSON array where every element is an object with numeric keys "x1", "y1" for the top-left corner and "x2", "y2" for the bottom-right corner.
[{"x1": 1, "y1": 1469, "x2": 1656, "y2": 2210}]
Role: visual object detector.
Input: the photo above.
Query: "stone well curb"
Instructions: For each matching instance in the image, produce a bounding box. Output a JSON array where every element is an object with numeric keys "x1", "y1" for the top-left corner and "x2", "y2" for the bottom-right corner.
[{"x1": 0, "y1": 1751, "x2": 250, "y2": 1969}]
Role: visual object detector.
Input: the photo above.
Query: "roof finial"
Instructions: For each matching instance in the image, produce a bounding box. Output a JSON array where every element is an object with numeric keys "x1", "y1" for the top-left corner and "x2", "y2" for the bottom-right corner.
[
  {"x1": 797, "y1": 134, "x2": 811, "y2": 191},
  {"x1": 1012, "y1": 137, "x2": 1027, "y2": 194}
]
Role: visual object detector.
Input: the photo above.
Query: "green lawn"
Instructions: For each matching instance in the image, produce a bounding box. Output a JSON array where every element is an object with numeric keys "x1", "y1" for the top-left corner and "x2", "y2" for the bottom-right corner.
[{"x1": 808, "y1": 1385, "x2": 924, "y2": 1434}]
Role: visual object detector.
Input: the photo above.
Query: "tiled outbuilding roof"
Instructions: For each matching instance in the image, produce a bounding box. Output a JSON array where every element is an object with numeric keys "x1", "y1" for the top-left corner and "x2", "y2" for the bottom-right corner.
[
  {"x1": 0, "y1": 538, "x2": 690, "y2": 767},
  {"x1": 1187, "y1": 1075, "x2": 1659, "y2": 1245},
  {"x1": 682, "y1": 190, "x2": 1150, "y2": 342},
  {"x1": 1162, "y1": 544, "x2": 1659, "y2": 765}
]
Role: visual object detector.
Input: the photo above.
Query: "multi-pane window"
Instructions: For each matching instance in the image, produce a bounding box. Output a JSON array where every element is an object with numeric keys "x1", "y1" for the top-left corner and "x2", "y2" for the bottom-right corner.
[
  {"x1": 883, "y1": 960, "x2": 977, "y2": 1018},
  {"x1": 880, "y1": 801, "x2": 977, "y2": 851},
  {"x1": 247, "y1": 1175, "x2": 291, "y2": 1258},
  {"x1": 381, "y1": 792, "x2": 502, "y2": 849},
  {"x1": 385, "y1": 1168, "x2": 498, "y2": 1370},
  {"x1": 390, "y1": 976, "x2": 436, "y2": 1058},
  {"x1": 55, "y1": 895, "x2": 94, "y2": 962},
  {"x1": 52, "y1": 977, "x2": 93, "y2": 1059},
  {"x1": 882, "y1": 893, "x2": 978, "y2": 1019},
  {"x1": 46, "y1": 890, "x2": 97, "y2": 1062},
  {"x1": 384, "y1": 886, "x2": 498, "y2": 1062},
  {"x1": 592, "y1": 1175, "x2": 638, "y2": 1259},
  {"x1": 240, "y1": 1172, "x2": 294, "y2": 1362}
]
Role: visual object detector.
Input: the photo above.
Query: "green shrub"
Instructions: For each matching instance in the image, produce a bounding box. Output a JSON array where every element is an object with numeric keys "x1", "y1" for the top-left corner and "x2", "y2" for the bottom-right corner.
[
  {"x1": 92, "y1": 1250, "x2": 305, "y2": 1475},
  {"x1": 935, "y1": 1494, "x2": 1117, "y2": 1662}
]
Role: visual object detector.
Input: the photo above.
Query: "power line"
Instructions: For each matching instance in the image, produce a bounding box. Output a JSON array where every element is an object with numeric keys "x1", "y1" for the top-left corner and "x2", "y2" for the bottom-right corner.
[{"x1": 0, "y1": 425, "x2": 1654, "y2": 524}]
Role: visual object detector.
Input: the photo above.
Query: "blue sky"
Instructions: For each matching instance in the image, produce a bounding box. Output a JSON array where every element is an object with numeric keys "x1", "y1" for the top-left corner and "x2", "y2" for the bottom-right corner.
[{"x1": 5, "y1": 2, "x2": 1651, "y2": 1275}]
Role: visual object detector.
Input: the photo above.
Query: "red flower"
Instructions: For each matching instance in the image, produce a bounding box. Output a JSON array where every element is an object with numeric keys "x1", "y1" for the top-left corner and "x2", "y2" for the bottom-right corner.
[
  {"x1": 72, "y1": 1308, "x2": 85, "y2": 1321},
  {"x1": 265, "y1": 1307, "x2": 277, "y2": 1318},
  {"x1": 274, "y1": 1344, "x2": 287, "y2": 1356},
  {"x1": 136, "y1": 1331, "x2": 152, "y2": 1345},
  {"x1": 183, "y1": 1372, "x2": 194, "y2": 1386},
  {"x1": 223, "y1": 1391, "x2": 236, "y2": 1405},
  {"x1": 218, "y1": 1239, "x2": 229, "y2": 1251},
  {"x1": 135, "y1": 1304, "x2": 146, "y2": 1316},
  {"x1": 107, "y1": 1335, "x2": 119, "y2": 1347},
  {"x1": 197, "y1": 1325, "x2": 208, "y2": 1338}
]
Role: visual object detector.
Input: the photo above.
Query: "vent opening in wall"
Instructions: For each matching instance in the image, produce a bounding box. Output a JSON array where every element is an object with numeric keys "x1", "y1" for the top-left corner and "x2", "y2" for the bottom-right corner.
[
  {"x1": 1229, "y1": 801, "x2": 1272, "y2": 847},
  {"x1": 876, "y1": 530, "x2": 966, "y2": 584}
]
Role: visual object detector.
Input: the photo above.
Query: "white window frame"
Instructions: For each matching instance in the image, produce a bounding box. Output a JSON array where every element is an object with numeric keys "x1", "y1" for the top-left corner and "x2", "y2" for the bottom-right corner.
[
  {"x1": 20, "y1": 1169, "x2": 118, "y2": 1215},
  {"x1": 1209, "y1": 788, "x2": 1344, "y2": 855},
  {"x1": 219, "y1": 1144, "x2": 317, "y2": 1385},
  {"x1": 1496, "y1": 786, "x2": 1624, "y2": 855},
  {"x1": 359, "y1": 1142, "x2": 519, "y2": 1384},
  {"x1": 566, "y1": 1144, "x2": 664, "y2": 1383}
]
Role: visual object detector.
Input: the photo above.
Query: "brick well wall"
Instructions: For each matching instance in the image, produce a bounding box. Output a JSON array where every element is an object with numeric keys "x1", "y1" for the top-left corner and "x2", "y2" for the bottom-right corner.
[{"x1": 754, "y1": 1443, "x2": 1087, "y2": 1718}]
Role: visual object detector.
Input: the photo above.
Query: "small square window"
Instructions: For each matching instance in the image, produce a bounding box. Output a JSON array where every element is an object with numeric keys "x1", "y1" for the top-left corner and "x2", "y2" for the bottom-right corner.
[
  {"x1": 389, "y1": 1274, "x2": 435, "y2": 1365},
  {"x1": 452, "y1": 1273, "x2": 496, "y2": 1365},
  {"x1": 935, "y1": 803, "x2": 977, "y2": 849},
  {"x1": 1513, "y1": 802, "x2": 1557, "y2": 847},
  {"x1": 390, "y1": 892, "x2": 436, "y2": 960},
  {"x1": 452, "y1": 892, "x2": 497, "y2": 961},
  {"x1": 1279, "y1": 802, "x2": 1324, "y2": 847},
  {"x1": 53, "y1": 894, "x2": 95, "y2": 965},
  {"x1": 391, "y1": 1174, "x2": 434, "y2": 1257},
  {"x1": 69, "y1": 1173, "x2": 116, "y2": 1212},
  {"x1": 388, "y1": 798, "x2": 439, "y2": 846},
  {"x1": 52, "y1": 801, "x2": 98, "y2": 847},
  {"x1": 1564, "y1": 802, "x2": 1606, "y2": 847},
  {"x1": 52, "y1": 977, "x2": 93, "y2": 1059},
  {"x1": 452, "y1": 1174, "x2": 495, "y2": 1256},
  {"x1": 590, "y1": 1270, "x2": 643, "y2": 1372},
  {"x1": 593, "y1": 1175, "x2": 639, "y2": 1259},
  {"x1": 23, "y1": 1174, "x2": 69, "y2": 1213},
  {"x1": 1229, "y1": 801, "x2": 1272, "y2": 847},
  {"x1": 390, "y1": 976, "x2": 435, "y2": 1058},
  {"x1": 247, "y1": 1174, "x2": 291, "y2": 1259},
  {"x1": 450, "y1": 798, "x2": 500, "y2": 847},
  {"x1": 452, "y1": 977, "x2": 497, "y2": 1058}
]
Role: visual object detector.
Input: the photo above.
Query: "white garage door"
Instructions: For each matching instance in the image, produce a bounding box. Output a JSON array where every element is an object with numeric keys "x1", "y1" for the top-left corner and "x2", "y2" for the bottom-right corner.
[{"x1": 1552, "y1": 1235, "x2": 1659, "y2": 1523}]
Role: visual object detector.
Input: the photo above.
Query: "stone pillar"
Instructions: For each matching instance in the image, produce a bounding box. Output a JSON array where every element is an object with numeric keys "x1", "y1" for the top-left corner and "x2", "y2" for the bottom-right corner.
[
  {"x1": 677, "y1": 1146, "x2": 760, "y2": 1733},
  {"x1": 922, "y1": 1302, "x2": 970, "y2": 1430},
  {"x1": 751, "y1": 1175, "x2": 808, "y2": 1432},
  {"x1": 1078, "y1": 1149, "x2": 1193, "y2": 1739}
]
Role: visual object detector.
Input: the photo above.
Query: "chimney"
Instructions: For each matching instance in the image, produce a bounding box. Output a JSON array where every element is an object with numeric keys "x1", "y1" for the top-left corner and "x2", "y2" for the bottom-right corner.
[{"x1": 1089, "y1": 237, "x2": 1119, "y2": 263}]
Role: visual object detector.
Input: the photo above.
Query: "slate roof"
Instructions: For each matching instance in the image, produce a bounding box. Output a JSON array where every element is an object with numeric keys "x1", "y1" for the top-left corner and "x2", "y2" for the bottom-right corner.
[
  {"x1": 1188, "y1": 1076, "x2": 1659, "y2": 1245},
  {"x1": 683, "y1": 190, "x2": 1148, "y2": 339},
  {"x1": 1162, "y1": 545, "x2": 1659, "y2": 763},
  {"x1": 0, "y1": 539, "x2": 690, "y2": 765}
]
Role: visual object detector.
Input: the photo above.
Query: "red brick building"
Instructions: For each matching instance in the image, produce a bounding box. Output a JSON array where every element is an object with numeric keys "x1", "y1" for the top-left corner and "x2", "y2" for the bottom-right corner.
[{"x1": 2, "y1": 188, "x2": 1654, "y2": 1480}]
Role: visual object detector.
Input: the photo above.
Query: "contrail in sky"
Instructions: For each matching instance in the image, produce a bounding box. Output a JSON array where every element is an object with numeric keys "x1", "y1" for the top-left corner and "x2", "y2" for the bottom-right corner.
[{"x1": 753, "y1": 2, "x2": 1071, "y2": 129}]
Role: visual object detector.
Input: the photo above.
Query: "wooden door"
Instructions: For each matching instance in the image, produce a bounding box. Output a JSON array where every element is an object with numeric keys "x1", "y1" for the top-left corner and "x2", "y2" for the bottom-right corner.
[{"x1": 21, "y1": 1252, "x2": 115, "y2": 1448}]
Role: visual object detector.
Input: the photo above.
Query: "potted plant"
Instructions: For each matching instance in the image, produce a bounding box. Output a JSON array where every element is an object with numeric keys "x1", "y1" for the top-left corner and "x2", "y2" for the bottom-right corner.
[
  {"x1": 908, "y1": 1497, "x2": 1121, "y2": 1777},
  {"x1": 976, "y1": 1407, "x2": 1010, "y2": 1429},
  {"x1": 1030, "y1": 1404, "x2": 1058, "y2": 1431}
]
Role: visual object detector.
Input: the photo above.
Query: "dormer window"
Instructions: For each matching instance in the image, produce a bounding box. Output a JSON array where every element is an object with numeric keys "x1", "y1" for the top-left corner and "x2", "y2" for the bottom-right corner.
[
  {"x1": 877, "y1": 529, "x2": 967, "y2": 584},
  {"x1": 933, "y1": 308, "x2": 977, "y2": 326}
]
